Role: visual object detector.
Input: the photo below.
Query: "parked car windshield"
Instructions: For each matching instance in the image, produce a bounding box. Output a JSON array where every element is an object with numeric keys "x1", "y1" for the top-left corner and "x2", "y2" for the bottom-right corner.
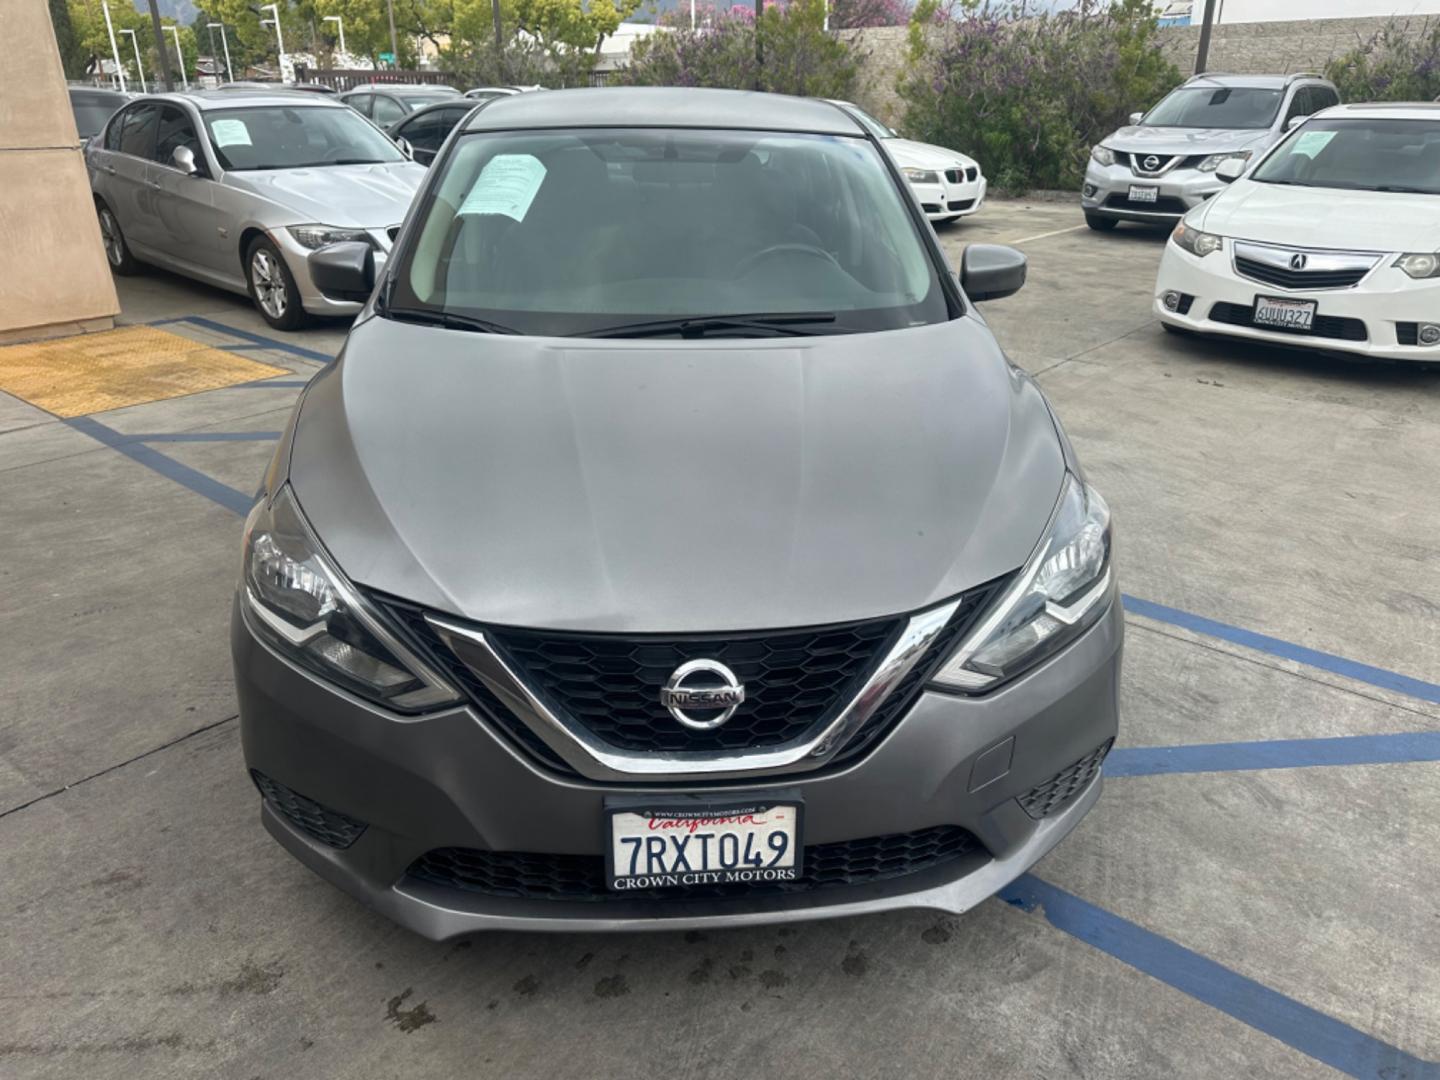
[
  {"x1": 1252, "y1": 117, "x2": 1440, "y2": 194},
  {"x1": 396, "y1": 91, "x2": 459, "y2": 107},
  {"x1": 391, "y1": 128, "x2": 947, "y2": 336},
  {"x1": 201, "y1": 105, "x2": 406, "y2": 170},
  {"x1": 71, "y1": 94, "x2": 127, "y2": 139},
  {"x1": 1142, "y1": 86, "x2": 1283, "y2": 129}
]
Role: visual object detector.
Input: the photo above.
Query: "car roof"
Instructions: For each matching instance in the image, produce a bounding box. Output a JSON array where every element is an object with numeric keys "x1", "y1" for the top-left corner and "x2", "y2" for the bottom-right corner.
[
  {"x1": 1312, "y1": 102, "x2": 1440, "y2": 121},
  {"x1": 461, "y1": 87, "x2": 865, "y2": 135},
  {"x1": 1180, "y1": 72, "x2": 1331, "y2": 90},
  {"x1": 69, "y1": 87, "x2": 130, "y2": 101},
  {"x1": 173, "y1": 89, "x2": 351, "y2": 110},
  {"x1": 345, "y1": 83, "x2": 460, "y2": 97}
]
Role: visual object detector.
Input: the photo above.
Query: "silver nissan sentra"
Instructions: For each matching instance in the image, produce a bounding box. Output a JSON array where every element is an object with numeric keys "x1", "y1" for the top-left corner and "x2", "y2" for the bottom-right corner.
[{"x1": 232, "y1": 87, "x2": 1122, "y2": 937}]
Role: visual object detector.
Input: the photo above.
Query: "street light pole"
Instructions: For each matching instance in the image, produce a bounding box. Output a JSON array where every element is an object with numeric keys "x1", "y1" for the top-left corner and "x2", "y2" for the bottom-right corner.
[
  {"x1": 386, "y1": 0, "x2": 399, "y2": 66},
  {"x1": 167, "y1": 25, "x2": 188, "y2": 88},
  {"x1": 208, "y1": 23, "x2": 234, "y2": 83},
  {"x1": 120, "y1": 28, "x2": 146, "y2": 93},
  {"x1": 323, "y1": 15, "x2": 346, "y2": 58},
  {"x1": 1194, "y1": 0, "x2": 1218, "y2": 74},
  {"x1": 262, "y1": 4, "x2": 289, "y2": 81},
  {"x1": 143, "y1": 0, "x2": 174, "y2": 90},
  {"x1": 101, "y1": 1, "x2": 127, "y2": 92}
]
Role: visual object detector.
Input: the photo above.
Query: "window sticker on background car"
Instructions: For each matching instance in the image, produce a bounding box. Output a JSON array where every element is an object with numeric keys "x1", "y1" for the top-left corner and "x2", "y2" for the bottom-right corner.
[
  {"x1": 1292, "y1": 130, "x2": 1337, "y2": 157},
  {"x1": 211, "y1": 118, "x2": 253, "y2": 147},
  {"x1": 457, "y1": 154, "x2": 547, "y2": 221}
]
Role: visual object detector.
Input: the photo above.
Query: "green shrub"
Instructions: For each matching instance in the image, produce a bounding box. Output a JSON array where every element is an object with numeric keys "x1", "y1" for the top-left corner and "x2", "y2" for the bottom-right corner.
[
  {"x1": 898, "y1": 0, "x2": 1181, "y2": 194},
  {"x1": 1325, "y1": 18, "x2": 1440, "y2": 102}
]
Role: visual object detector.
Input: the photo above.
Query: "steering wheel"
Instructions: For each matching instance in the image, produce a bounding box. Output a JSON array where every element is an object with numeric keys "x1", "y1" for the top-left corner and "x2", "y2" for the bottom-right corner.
[{"x1": 732, "y1": 243, "x2": 842, "y2": 276}]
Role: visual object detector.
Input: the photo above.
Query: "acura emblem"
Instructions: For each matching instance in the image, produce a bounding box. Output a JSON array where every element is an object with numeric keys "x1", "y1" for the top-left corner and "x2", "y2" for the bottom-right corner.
[
  {"x1": 1289, "y1": 253, "x2": 1308, "y2": 270},
  {"x1": 660, "y1": 659, "x2": 745, "y2": 730},
  {"x1": 1143, "y1": 155, "x2": 1161, "y2": 171}
]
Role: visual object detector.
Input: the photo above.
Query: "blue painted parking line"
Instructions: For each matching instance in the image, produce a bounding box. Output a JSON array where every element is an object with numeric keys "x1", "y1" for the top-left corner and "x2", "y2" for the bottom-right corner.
[
  {"x1": 227, "y1": 379, "x2": 311, "y2": 389},
  {"x1": 1002, "y1": 875, "x2": 1439, "y2": 1079},
  {"x1": 153, "y1": 315, "x2": 335, "y2": 364},
  {"x1": 1107, "y1": 730, "x2": 1440, "y2": 778},
  {"x1": 128, "y1": 431, "x2": 282, "y2": 443},
  {"x1": 1123, "y1": 595, "x2": 1440, "y2": 706},
  {"x1": 66, "y1": 416, "x2": 255, "y2": 516}
]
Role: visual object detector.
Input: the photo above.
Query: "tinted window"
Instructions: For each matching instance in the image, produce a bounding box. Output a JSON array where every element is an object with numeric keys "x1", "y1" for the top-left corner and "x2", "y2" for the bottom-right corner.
[
  {"x1": 1313, "y1": 86, "x2": 1340, "y2": 111},
  {"x1": 392, "y1": 127, "x2": 946, "y2": 337},
  {"x1": 344, "y1": 93, "x2": 373, "y2": 117},
  {"x1": 396, "y1": 91, "x2": 459, "y2": 107},
  {"x1": 400, "y1": 108, "x2": 466, "y2": 152},
  {"x1": 154, "y1": 105, "x2": 205, "y2": 171},
  {"x1": 117, "y1": 103, "x2": 159, "y2": 158},
  {"x1": 1253, "y1": 117, "x2": 1440, "y2": 194},
  {"x1": 71, "y1": 93, "x2": 126, "y2": 139},
  {"x1": 1143, "y1": 86, "x2": 1284, "y2": 130},
  {"x1": 372, "y1": 94, "x2": 407, "y2": 126},
  {"x1": 1283, "y1": 89, "x2": 1311, "y2": 122},
  {"x1": 201, "y1": 105, "x2": 406, "y2": 171}
]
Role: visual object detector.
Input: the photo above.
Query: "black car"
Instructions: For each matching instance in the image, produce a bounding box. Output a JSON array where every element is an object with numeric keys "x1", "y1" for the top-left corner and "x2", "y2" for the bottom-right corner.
[
  {"x1": 68, "y1": 86, "x2": 131, "y2": 141},
  {"x1": 387, "y1": 98, "x2": 477, "y2": 166},
  {"x1": 340, "y1": 84, "x2": 461, "y2": 129}
]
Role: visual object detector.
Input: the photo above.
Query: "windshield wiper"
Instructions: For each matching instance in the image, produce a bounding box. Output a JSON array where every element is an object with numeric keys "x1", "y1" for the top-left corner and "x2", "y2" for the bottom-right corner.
[
  {"x1": 578, "y1": 312, "x2": 841, "y2": 339},
  {"x1": 325, "y1": 158, "x2": 389, "y2": 166},
  {"x1": 384, "y1": 306, "x2": 520, "y2": 334},
  {"x1": 1372, "y1": 184, "x2": 1437, "y2": 194}
]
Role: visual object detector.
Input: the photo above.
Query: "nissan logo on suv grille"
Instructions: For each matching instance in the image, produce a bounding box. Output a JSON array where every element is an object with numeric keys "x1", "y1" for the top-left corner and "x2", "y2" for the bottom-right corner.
[{"x1": 659, "y1": 660, "x2": 746, "y2": 730}]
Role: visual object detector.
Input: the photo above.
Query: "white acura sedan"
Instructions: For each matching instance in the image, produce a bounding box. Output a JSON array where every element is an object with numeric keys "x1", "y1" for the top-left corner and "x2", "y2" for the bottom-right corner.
[
  {"x1": 833, "y1": 101, "x2": 987, "y2": 224},
  {"x1": 1154, "y1": 103, "x2": 1440, "y2": 361}
]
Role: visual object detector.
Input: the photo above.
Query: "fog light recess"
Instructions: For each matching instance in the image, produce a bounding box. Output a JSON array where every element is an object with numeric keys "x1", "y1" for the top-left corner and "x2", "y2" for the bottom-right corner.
[
  {"x1": 1420, "y1": 323, "x2": 1440, "y2": 345},
  {"x1": 1162, "y1": 291, "x2": 1182, "y2": 311}
]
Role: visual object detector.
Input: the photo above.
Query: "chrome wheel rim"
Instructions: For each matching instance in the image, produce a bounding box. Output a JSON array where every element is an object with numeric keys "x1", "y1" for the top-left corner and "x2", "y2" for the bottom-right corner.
[
  {"x1": 99, "y1": 210, "x2": 123, "y2": 267},
  {"x1": 250, "y1": 249, "x2": 287, "y2": 319}
]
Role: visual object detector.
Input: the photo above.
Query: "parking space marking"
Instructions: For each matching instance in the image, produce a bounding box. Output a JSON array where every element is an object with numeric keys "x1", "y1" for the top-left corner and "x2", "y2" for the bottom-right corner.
[
  {"x1": 1108, "y1": 730, "x2": 1440, "y2": 778},
  {"x1": 153, "y1": 315, "x2": 335, "y2": 365},
  {"x1": 1003, "y1": 875, "x2": 1440, "y2": 1080},
  {"x1": 124, "y1": 431, "x2": 282, "y2": 443},
  {"x1": 1003, "y1": 223, "x2": 1088, "y2": 245},
  {"x1": 1123, "y1": 596, "x2": 1440, "y2": 706}
]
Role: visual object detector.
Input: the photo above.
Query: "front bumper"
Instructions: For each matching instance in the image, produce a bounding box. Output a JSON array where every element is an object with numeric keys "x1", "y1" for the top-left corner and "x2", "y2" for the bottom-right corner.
[
  {"x1": 1082, "y1": 161, "x2": 1225, "y2": 224},
  {"x1": 233, "y1": 591, "x2": 1122, "y2": 938},
  {"x1": 1154, "y1": 241, "x2": 1440, "y2": 362},
  {"x1": 271, "y1": 227, "x2": 391, "y2": 317},
  {"x1": 910, "y1": 174, "x2": 988, "y2": 222}
]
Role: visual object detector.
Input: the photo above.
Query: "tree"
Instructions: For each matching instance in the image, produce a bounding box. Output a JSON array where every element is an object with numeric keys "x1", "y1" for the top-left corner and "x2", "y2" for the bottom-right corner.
[
  {"x1": 51, "y1": 0, "x2": 89, "y2": 78},
  {"x1": 448, "y1": 0, "x2": 640, "y2": 85},
  {"x1": 67, "y1": 0, "x2": 147, "y2": 81}
]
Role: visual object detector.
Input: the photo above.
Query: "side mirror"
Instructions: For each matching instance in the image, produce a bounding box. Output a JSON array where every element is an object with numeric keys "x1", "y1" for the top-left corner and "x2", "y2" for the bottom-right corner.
[
  {"x1": 1285, "y1": 114, "x2": 1306, "y2": 131},
  {"x1": 394, "y1": 135, "x2": 414, "y2": 160},
  {"x1": 309, "y1": 241, "x2": 375, "y2": 302},
  {"x1": 960, "y1": 244, "x2": 1027, "y2": 302},
  {"x1": 1215, "y1": 157, "x2": 1247, "y2": 184},
  {"x1": 172, "y1": 145, "x2": 198, "y2": 175},
  {"x1": 1128, "y1": 111, "x2": 1144, "y2": 125}
]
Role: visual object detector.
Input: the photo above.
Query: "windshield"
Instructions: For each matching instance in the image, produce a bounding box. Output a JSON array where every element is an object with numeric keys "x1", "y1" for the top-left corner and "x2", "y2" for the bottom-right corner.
[
  {"x1": 202, "y1": 106, "x2": 405, "y2": 170},
  {"x1": 1252, "y1": 118, "x2": 1440, "y2": 194},
  {"x1": 1142, "y1": 86, "x2": 1283, "y2": 130},
  {"x1": 389, "y1": 127, "x2": 947, "y2": 336},
  {"x1": 399, "y1": 92, "x2": 459, "y2": 108}
]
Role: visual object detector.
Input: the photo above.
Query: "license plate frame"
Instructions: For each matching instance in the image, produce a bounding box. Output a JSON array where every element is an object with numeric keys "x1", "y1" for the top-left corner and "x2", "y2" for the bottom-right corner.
[
  {"x1": 604, "y1": 793, "x2": 804, "y2": 893},
  {"x1": 1127, "y1": 184, "x2": 1159, "y2": 203},
  {"x1": 1253, "y1": 294, "x2": 1317, "y2": 331}
]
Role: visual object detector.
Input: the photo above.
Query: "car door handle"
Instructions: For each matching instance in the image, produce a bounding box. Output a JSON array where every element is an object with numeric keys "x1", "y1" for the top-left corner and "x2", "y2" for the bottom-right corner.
[
  {"x1": 148, "y1": 178, "x2": 162, "y2": 189},
  {"x1": 103, "y1": 165, "x2": 117, "y2": 175}
]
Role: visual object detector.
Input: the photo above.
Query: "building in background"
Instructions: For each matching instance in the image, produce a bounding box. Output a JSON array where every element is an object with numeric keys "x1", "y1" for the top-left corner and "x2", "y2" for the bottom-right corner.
[{"x1": 1155, "y1": 0, "x2": 1440, "y2": 24}]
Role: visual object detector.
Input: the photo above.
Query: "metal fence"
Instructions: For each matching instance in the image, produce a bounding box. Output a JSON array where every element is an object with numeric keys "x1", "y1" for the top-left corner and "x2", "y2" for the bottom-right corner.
[{"x1": 293, "y1": 67, "x2": 464, "y2": 91}]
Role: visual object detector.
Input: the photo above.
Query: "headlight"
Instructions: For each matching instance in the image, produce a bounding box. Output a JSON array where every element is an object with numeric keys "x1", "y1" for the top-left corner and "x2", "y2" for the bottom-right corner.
[
  {"x1": 931, "y1": 474, "x2": 1112, "y2": 692},
  {"x1": 1395, "y1": 253, "x2": 1440, "y2": 279},
  {"x1": 1171, "y1": 222, "x2": 1223, "y2": 257},
  {"x1": 241, "y1": 486, "x2": 458, "y2": 711},
  {"x1": 287, "y1": 225, "x2": 374, "y2": 250},
  {"x1": 902, "y1": 167, "x2": 940, "y2": 184},
  {"x1": 1090, "y1": 145, "x2": 1115, "y2": 167},
  {"x1": 1196, "y1": 150, "x2": 1251, "y2": 173}
]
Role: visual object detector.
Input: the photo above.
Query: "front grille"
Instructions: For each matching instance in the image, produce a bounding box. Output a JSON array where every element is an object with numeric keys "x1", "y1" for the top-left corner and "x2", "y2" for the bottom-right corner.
[
  {"x1": 921, "y1": 202, "x2": 941, "y2": 214},
  {"x1": 1208, "y1": 301, "x2": 1367, "y2": 342},
  {"x1": 406, "y1": 825, "x2": 986, "y2": 903},
  {"x1": 1173, "y1": 293, "x2": 1195, "y2": 315},
  {"x1": 486, "y1": 616, "x2": 902, "y2": 754},
  {"x1": 1019, "y1": 740, "x2": 1112, "y2": 819},
  {"x1": 943, "y1": 167, "x2": 980, "y2": 184},
  {"x1": 1103, "y1": 193, "x2": 1188, "y2": 215},
  {"x1": 947, "y1": 198, "x2": 975, "y2": 212},
  {"x1": 252, "y1": 770, "x2": 366, "y2": 848},
  {"x1": 1234, "y1": 256, "x2": 1369, "y2": 291},
  {"x1": 1128, "y1": 153, "x2": 1176, "y2": 174}
]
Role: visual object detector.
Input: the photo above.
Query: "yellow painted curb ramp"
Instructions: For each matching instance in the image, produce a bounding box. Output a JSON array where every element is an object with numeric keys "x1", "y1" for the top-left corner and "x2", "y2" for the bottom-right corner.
[{"x1": 0, "y1": 325, "x2": 289, "y2": 418}]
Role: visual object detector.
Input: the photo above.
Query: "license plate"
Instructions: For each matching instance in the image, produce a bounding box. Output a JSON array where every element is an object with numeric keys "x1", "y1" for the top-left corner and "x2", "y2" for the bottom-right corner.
[
  {"x1": 1253, "y1": 295, "x2": 1316, "y2": 331},
  {"x1": 606, "y1": 799, "x2": 802, "y2": 891},
  {"x1": 1128, "y1": 185, "x2": 1158, "y2": 203}
]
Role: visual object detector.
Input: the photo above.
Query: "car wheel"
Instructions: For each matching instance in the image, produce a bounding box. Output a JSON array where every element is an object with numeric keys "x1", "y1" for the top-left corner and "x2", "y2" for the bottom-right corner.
[
  {"x1": 246, "y1": 237, "x2": 308, "y2": 330},
  {"x1": 1085, "y1": 212, "x2": 1118, "y2": 232},
  {"x1": 96, "y1": 200, "x2": 140, "y2": 275}
]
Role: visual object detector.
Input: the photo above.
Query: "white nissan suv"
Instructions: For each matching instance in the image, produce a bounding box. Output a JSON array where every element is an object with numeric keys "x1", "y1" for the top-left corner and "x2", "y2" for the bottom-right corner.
[{"x1": 1153, "y1": 103, "x2": 1440, "y2": 362}]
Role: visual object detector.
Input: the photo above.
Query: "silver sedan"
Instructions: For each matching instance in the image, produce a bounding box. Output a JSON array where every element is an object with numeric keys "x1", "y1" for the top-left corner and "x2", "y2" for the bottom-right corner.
[{"x1": 86, "y1": 90, "x2": 426, "y2": 329}]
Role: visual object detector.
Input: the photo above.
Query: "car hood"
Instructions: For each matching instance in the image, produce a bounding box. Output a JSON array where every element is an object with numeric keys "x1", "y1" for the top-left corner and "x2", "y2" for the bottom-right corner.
[
  {"x1": 885, "y1": 138, "x2": 977, "y2": 171},
  {"x1": 225, "y1": 161, "x2": 426, "y2": 227},
  {"x1": 1194, "y1": 181, "x2": 1440, "y2": 250},
  {"x1": 1106, "y1": 125, "x2": 1271, "y2": 156},
  {"x1": 288, "y1": 317, "x2": 1065, "y2": 633}
]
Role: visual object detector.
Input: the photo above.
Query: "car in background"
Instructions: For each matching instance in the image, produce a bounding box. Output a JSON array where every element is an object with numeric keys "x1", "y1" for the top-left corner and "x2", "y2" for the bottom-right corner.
[
  {"x1": 68, "y1": 86, "x2": 131, "y2": 142},
  {"x1": 1154, "y1": 103, "x2": 1440, "y2": 362},
  {"x1": 833, "y1": 100, "x2": 986, "y2": 225},
  {"x1": 86, "y1": 90, "x2": 426, "y2": 329},
  {"x1": 464, "y1": 85, "x2": 543, "y2": 101},
  {"x1": 289, "y1": 83, "x2": 338, "y2": 95},
  {"x1": 340, "y1": 83, "x2": 462, "y2": 129},
  {"x1": 387, "y1": 98, "x2": 477, "y2": 166},
  {"x1": 1083, "y1": 72, "x2": 1340, "y2": 231}
]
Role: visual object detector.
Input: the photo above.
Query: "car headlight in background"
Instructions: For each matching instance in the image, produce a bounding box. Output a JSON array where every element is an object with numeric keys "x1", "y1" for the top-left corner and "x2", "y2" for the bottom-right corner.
[
  {"x1": 902, "y1": 167, "x2": 940, "y2": 184},
  {"x1": 1196, "y1": 150, "x2": 1252, "y2": 173},
  {"x1": 241, "y1": 486, "x2": 458, "y2": 711},
  {"x1": 1394, "y1": 253, "x2": 1440, "y2": 279},
  {"x1": 287, "y1": 225, "x2": 374, "y2": 250},
  {"x1": 1090, "y1": 145, "x2": 1116, "y2": 167},
  {"x1": 1171, "y1": 222, "x2": 1223, "y2": 257},
  {"x1": 931, "y1": 474, "x2": 1112, "y2": 692}
]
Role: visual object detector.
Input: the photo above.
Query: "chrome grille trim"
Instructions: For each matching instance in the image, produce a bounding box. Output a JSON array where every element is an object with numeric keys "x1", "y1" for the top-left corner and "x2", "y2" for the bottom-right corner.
[{"x1": 1231, "y1": 240, "x2": 1380, "y2": 291}]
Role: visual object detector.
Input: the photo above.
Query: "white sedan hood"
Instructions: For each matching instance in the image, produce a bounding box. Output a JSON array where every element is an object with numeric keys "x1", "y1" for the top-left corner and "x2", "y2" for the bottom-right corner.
[
  {"x1": 885, "y1": 137, "x2": 978, "y2": 172},
  {"x1": 1195, "y1": 180, "x2": 1440, "y2": 252}
]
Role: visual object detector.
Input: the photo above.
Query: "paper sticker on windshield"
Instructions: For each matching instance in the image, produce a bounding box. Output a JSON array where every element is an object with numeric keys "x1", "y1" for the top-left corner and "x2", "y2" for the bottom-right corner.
[
  {"x1": 1292, "y1": 130, "x2": 1336, "y2": 157},
  {"x1": 211, "y1": 118, "x2": 252, "y2": 148},
  {"x1": 458, "y1": 154, "x2": 547, "y2": 221}
]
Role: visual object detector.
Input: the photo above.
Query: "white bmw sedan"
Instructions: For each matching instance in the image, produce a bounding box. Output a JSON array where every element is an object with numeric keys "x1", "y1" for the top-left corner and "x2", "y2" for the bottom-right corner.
[
  {"x1": 1154, "y1": 103, "x2": 1440, "y2": 361},
  {"x1": 833, "y1": 101, "x2": 987, "y2": 224}
]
